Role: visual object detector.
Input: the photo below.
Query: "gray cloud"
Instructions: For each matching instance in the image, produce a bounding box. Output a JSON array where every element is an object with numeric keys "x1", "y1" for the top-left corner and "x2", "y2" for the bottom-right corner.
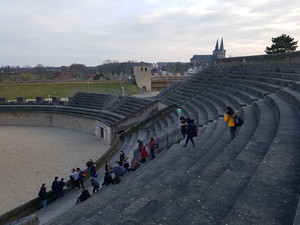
[{"x1": 0, "y1": 0, "x2": 299, "y2": 66}]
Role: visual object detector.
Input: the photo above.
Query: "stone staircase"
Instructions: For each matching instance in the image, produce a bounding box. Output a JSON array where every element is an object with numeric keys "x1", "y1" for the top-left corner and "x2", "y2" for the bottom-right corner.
[{"x1": 41, "y1": 66, "x2": 300, "y2": 225}]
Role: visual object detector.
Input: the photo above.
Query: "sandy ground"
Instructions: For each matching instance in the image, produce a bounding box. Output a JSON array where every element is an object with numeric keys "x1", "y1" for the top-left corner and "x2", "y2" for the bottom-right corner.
[{"x1": 0, "y1": 125, "x2": 110, "y2": 215}]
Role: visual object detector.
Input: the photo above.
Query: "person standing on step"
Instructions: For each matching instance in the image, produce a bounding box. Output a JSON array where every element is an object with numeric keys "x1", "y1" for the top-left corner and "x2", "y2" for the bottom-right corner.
[
  {"x1": 86, "y1": 159, "x2": 94, "y2": 175},
  {"x1": 71, "y1": 168, "x2": 79, "y2": 189},
  {"x1": 58, "y1": 178, "x2": 66, "y2": 196},
  {"x1": 38, "y1": 183, "x2": 47, "y2": 208},
  {"x1": 105, "y1": 162, "x2": 113, "y2": 174},
  {"x1": 224, "y1": 106, "x2": 237, "y2": 140},
  {"x1": 90, "y1": 177, "x2": 100, "y2": 193},
  {"x1": 119, "y1": 151, "x2": 125, "y2": 166},
  {"x1": 180, "y1": 115, "x2": 187, "y2": 140},
  {"x1": 102, "y1": 171, "x2": 114, "y2": 186},
  {"x1": 150, "y1": 137, "x2": 158, "y2": 159},
  {"x1": 51, "y1": 177, "x2": 60, "y2": 200},
  {"x1": 183, "y1": 118, "x2": 197, "y2": 147},
  {"x1": 77, "y1": 168, "x2": 84, "y2": 188},
  {"x1": 139, "y1": 141, "x2": 148, "y2": 163}
]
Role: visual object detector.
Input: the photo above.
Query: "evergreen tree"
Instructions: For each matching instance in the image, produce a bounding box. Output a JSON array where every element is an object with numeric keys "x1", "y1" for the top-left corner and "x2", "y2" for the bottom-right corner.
[{"x1": 265, "y1": 34, "x2": 298, "y2": 54}]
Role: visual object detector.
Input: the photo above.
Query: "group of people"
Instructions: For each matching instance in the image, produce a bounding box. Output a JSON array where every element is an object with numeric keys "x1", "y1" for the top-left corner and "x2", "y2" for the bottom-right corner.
[
  {"x1": 38, "y1": 176, "x2": 66, "y2": 208},
  {"x1": 70, "y1": 168, "x2": 85, "y2": 189},
  {"x1": 38, "y1": 137, "x2": 160, "y2": 208},
  {"x1": 137, "y1": 137, "x2": 159, "y2": 163},
  {"x1": 38, "y1": 106, "x2": 243, "y2": 208},
  {"x1": 179, "y1": 106, "x2": 242, "y2": 147},
  {"x1": 102, "y1": 156, "x2": 141, "y2": 186}
]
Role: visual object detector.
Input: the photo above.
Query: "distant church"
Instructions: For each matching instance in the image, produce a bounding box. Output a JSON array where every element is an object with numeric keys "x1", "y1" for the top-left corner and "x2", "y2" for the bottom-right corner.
[{"x1": 190, "y1": 38, "x2": 226, "y2": 67}]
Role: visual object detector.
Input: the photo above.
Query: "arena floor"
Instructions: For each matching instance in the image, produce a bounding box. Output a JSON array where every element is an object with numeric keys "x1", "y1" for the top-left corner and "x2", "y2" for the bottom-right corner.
[{"x1": 0, "y1": 125, "x2": 110, "y2": 215}]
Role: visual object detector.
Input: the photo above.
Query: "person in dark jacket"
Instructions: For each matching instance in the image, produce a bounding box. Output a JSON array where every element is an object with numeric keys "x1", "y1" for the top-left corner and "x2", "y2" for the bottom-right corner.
[
  {"x1": 119, "y1": 151, "x2": 125, "y2": 166},
  {"x1": 90, "y1": 178, "x2": 100, "y2": 193},
  {"x1": 76, "y1": 187, "x2": 91, "y2": 204},
  {"x1": 102, "y1": 171, "x2": 114, "y2": 186},
  {"x1": 180, "y1": 115, "x2": 187, "y2": 139},
  {"x1": 86, "y1": 159, "x2": 94, "y2": 175},
  {"x1": 58, "y1": 178, "x2": 66, "y2": 196},
  {"x1": 77, "y1": 168, "x2": 84, "y2": 188},
  {"x1": 38, "y1": 183, "x2": 47, "y2": 208},
  {"x1": 105, "y1": 162, "x2": 113, "y2": 174},
  {"x1": 123, "y1": 160, "x2": 130, "y2": 170},
  {"x1": 51, "y1": 177, "x2": 60, "y2": 200},
  {"x1": 183, "y1": 119, "x2": 197, "y2": 147}
]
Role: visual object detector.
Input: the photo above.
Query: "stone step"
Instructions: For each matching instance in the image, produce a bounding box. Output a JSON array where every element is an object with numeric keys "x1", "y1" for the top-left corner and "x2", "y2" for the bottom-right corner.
[
  {"x1": 200, "y1": 92, "x2": 228, "y2": 111},
  {"x1": 222, "y1": 77, "x2": 282, "y2": 93},
  {"x1": 228, "y1": 73, "x2": 295, "y2": 87},
  {"x1": 278, "y1": 88, "x2": 300, "y2": 110},
  {"x1": 182, "y1": 100, "x2": 278, "y2": 223},
  {"x1": 186, "y1": 99, "x2": 208, "y2": 126},
  {"x1": 217, "y1": 81, "x2": 270, "y2": 100},
  {"x1": 206, "y1": 88, "x2": 247, "y2": 108},
  {"x1": 213, "y1": 83, "x2": 257, "y2": 104},
  {"x1": 195, "y1": 95, "x2": 224, "y2": 116},
  {"x1": 223, "y1": 94, "x2": 300, "y2": 225}
]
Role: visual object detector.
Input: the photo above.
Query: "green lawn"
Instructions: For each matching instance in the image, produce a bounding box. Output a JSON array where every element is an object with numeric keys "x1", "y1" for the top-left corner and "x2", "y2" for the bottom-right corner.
[{"x1": 0, "y1": 82, "x2": 140, "y2": 100}]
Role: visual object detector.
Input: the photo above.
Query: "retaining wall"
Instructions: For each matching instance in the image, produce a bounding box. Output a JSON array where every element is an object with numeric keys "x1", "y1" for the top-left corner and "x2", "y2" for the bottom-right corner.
[
  {"x1": 213, "y1": 51, "x2": 300, "y2": 67},
  {"x1": 0, "y1": 112, "x2": 112, "y2": 144}
]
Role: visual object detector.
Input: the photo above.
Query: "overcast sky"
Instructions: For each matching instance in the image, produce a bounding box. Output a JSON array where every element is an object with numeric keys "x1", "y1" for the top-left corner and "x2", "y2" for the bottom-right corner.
[{"x1": 1, "y1": 0, "x2": 299, "y2": 67}]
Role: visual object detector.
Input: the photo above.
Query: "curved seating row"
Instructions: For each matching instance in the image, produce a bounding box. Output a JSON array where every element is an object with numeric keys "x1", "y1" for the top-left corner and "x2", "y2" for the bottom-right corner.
[{"x1": 39, "y1": 65, "x2": 300, "y2": 224}]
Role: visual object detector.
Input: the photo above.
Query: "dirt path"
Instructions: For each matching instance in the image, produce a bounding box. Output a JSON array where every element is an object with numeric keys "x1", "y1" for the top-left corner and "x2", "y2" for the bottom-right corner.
[{"x1": 0, "y1": 125, "x2": 109, "y2": 215}]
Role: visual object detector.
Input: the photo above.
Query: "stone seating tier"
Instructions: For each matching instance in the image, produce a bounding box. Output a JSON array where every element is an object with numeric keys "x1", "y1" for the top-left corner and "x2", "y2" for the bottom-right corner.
[
  {"x1": 68, "y1": 92, "x2": 118, "y2": 110},
  {"x1": 0, "y1": 105, "x2": 122, "y2": 126},
  {"x1": 47, "y1": 87, "x2": 291, "y2": 224},
  {"x1": 9, "y1": 64, "x2": 300, "y2": 225}
]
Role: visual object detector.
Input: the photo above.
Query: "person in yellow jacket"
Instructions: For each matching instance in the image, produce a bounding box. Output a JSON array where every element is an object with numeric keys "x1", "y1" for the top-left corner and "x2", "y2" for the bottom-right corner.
[{"x1": 224, "y1": 106, "x2": 237, "y2": 140}]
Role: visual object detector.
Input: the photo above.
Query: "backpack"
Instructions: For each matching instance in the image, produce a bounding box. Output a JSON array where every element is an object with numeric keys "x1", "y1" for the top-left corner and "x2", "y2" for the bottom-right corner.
[
  {"x1": 153, "y1": 141, "x2": 159, "y2": 149},
  {"x1": 235, "y1": 114, "x2": 244, "y2": 127}
]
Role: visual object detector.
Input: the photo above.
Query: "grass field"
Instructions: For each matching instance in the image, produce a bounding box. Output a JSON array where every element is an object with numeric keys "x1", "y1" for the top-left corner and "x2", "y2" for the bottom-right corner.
[{"x1": 0, "y1": 81, "x2": 140, "y2": 100}]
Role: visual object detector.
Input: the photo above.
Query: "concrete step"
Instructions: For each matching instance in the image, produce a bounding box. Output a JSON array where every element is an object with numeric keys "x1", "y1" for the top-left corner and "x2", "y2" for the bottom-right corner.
[
  {"x1": 224, "y1": 94, "x2": 300, "y2": 225},
  {"x1": 195, "y1": 95, "x2": 224, "y2": 116},
  {"x1": 186, "y1": 99, "x2": 208, "y2": 126},
  {"x1": 206, "y1": 87, "x2": 247, "y2": 108},
  {"x1": 278, "y1": 88, "x2": 300, "y2": 111},
  {"x1": 182, "y1": 100, "x2": 278, "y2": 222}
]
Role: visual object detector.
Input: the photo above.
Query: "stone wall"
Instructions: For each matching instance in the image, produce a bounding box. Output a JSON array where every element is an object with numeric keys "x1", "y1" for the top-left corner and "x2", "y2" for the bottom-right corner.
[
  {"x1": 213, "y1": 51, "x2": 300, "y2": 67},
  {"x1": 111, "y1": 100, "x2": 169, "y2": 136},
  {"x1": 0, "y1": 112, "x2": 112, "y2": 144},
  {"x1": 151, "y1": 76, "x2": 188, "y2": 91}
]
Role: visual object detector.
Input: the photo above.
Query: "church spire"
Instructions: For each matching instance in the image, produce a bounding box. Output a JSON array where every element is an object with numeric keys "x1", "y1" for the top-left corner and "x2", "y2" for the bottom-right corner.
[
  {"x1": 220, "y1": 38, "x2": 224, "y2": 51},
  {"x1": 215, "y1": 39, "x2": 219, "y2": 51}
]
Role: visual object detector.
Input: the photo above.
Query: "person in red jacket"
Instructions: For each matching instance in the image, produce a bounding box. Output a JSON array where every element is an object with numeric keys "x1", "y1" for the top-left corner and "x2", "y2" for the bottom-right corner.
[
  {"x1": 139, "y1": 141, "x2": 148, "y2": 163},
  {"x1": 150, "y1": 137, "x2": 157, "y2": 159}
]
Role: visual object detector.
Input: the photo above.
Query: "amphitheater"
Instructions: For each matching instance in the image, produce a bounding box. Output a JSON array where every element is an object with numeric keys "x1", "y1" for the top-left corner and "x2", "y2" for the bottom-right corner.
[{"x1": 1, "y1": 52, "x2": 300, "y2": 225}]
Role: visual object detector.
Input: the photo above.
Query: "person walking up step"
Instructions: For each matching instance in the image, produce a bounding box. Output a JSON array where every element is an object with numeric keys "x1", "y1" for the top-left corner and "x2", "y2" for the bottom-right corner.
[
  {"x1": 224, "y1": 106, "x2": 237, "y2": 140},
  {"x1": 183, "y1": 118, "x2": 197, "y2": 147}
]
